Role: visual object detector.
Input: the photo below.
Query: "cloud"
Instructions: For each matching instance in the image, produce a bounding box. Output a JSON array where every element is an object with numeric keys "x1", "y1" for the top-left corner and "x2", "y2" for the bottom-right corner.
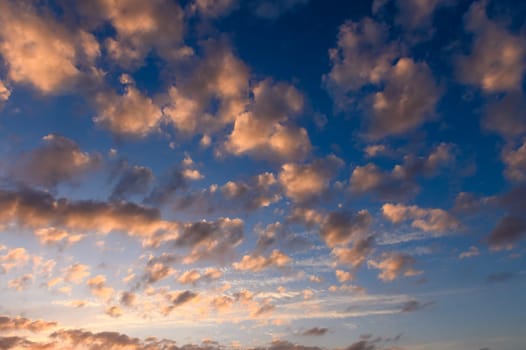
[
  {"x1": 0, "y1": 80, "x2": 10, "y2": 109},
  {"x1": 400, "y1": 300, "x2": 434, "y2": 312},
  {"x1": 251, "y1": 0, "x2": 309, "y2": 19},
  {"x1": 225, "y1": 79, "x2": 310, "y2": 161},
  {"x1": 367, "y1": 57, "x2": 441, "y2": 138},
  {"x1": 350, "y1": 143, "x2": 453, "y2": 200},
  {"x1": 0, "y1": 0, "x2": 100, "y2": 94},
  {"x1": 300, "y1": 327, "x2": 329, "y2": 336},
  {"x1": 191, "y1": 0, "x2": 239, "y2": 18},
  {"x1": 456, "y1": 0, "x2": 526, "y2": 93},
  {"x1": 78, "y1": 0, "x2": 186, "y2": 67},
  {"x1": 87, "y1": 275, "x2": 114, "y2": 301},
  {"x1": 321, "y1": 210, "x2": 372, "y2": 248},
  {"x1": 325, "y1": 17, "x2": 441, "y2": 138},
  {"x1": 221, "y1": 172, "x2": 281, "y2": 210},
  {"x1": 233, "y1": 250, "x2": 291, "y2": 272},
  {"x1": 163, "y1": 40, "x2": 249, "y2": 136},
  {"x1": 0, "y1": 315, "x2": 56, "y2": 333},
  {"x1": 178, "y1": 268, "x2": 222, "y2": 285},
  {"x1": 0, "y1": 248, "x2": 30, "y2": 273},
  {"x1": 486, "y1": 272, "x2": 516, "y2": 284},
  {"x1": 176, "y1": 218, "x2": 244, "y2": 264},
  {"x1": 34, "y1": 227, "x2": 84, "y2": 246},
  {"x1": 483, "y1": 93, "x2": 526, "y2": 139},
  {"x1": 331, "y1": 236, "x2": 375, "y2": 268},
  {"x1": 63, "y1": 264, "x2": 90, "y2": 284},
  {"x1": 486, "y1": 186, "x2": 526, "y2": 250},
  {"x1": 393, "y1": 0, "x2": 452, "y2": 30},
  {"x1": 120, "y1": 292, "x2": 136, "y2": 307},
  {"x1": 278, "y1": 155, "x2": 343, "y2": 203},
  {"x1": 0, "y1": 187, "x2": 181, "y2": 244},
  {"x1": 459, "y1": 246, "x2": 480, "y2": 259},
  {"x1": 382, "y1": 203, "x2": 460, "y2": 233},
  {"x1": 324, "y1": 18, "x2": 397, "y2": 98},
  {"x1": 367, "y1": 252, "x2": 422, "y2": 282},
  {"x1": 11, "y1": 134, "x2": 101, "y2": 188},
  {"x1": 163, "y1": 290, "x2": 198, "y2": 315},
  {"x1": 93, "y1": 82, "x2": 163, "y2": 138},
  {"x1": 110, "y1": 164, "x2": 155, "y2": 201},
  {"x1": 502, "y1": 139, "x2": 526, "y2": 182},
  {"x1": 105, "y1": 305, "x2": 123, "y2": 318},
  {"x1": 8, "y1": 274, "x2": 33, "y2": 291},
  {"x1": 487, "y1": 215, "x2": 526, "y2": 251}
]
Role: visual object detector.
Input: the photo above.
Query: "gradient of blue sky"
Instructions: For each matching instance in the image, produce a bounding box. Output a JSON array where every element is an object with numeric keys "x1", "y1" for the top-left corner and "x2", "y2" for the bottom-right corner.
[{"x1": 0, "y1": 0, "x2": 525, "y2": 349}]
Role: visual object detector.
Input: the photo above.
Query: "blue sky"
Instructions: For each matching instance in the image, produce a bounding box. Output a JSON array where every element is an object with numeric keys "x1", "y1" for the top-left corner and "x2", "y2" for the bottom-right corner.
[{"x1": 0, "y1": 0, "x2": 525, "y2": 349}]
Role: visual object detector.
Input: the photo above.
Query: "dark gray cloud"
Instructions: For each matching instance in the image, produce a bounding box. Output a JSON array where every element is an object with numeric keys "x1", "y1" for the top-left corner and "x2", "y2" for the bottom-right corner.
[
  {"x1": 486, "y1": 272, "x2": 516, "y2": 284},
  {"x1": 11, "y1": 134, "x2": 101, "y2": 188},
  {"x1": 300, "y1": 327, "x2": 329, "y2": 336},
  {"x1": 110, "y1": 164, "x2": 154, "y2": 201},
  {"x1": 400, "y1": 300, "x2": 434, "y2": 312}
]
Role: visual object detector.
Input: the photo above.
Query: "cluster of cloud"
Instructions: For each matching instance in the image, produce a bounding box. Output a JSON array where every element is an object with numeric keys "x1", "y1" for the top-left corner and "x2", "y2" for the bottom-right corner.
[
  {"x1": 324, "y1": 16, "x2": 441, "y2": 138},
  {"x1": 350, "y1": 143, "x2": 454, "y2": 200}
]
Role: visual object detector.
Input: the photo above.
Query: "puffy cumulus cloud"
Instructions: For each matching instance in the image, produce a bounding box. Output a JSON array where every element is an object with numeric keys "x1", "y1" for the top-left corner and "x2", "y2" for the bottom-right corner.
[
  {"x1": 63, "y1": 264, "x2": 90, "y2": 284},
  {"x1": 502, "y1": 139, "x2": 526, "y2": 182},
  {"x1": 178, "y1": 268, "x2": 222, "y2": 285},
  {"x1": 143, "y1": 260, "x2": 176, "y2": 285},
  {"x1": 0, "y1": 80, "x2": 10, "y2": 108},
  {"x1": 486, "y1": 186, "x2": 526, "y2": 250},
  {"x1": 87, "y1": 275, "x2": 114, "y2": 301},
  {"x1": 233, "y1": 250, "x2": 291, "y2": 272},
  {"x1": 105, "y1": 305, "x2": 123, "y2": 318},
  {"x1": 225, "y1": 79, "x2": 311, "y2": 161},
  {"x1": 8, "y1": 274, "x2": 33, "y2": 291},
  {"x1": 162, "y1": 290, "x2": 199, "y2": 316},
  {"x1": 0, "y1": 188, "x2": 179, "y2": 243},
  {"x1": 191, "y1": 0, "x2": 239, "y2": 18},
  {"x1": 278, "y1": 155, "x2": 344, "y2": 203},
  {"x1": 110, "y1": 165, "x2": 154, "y2": 201},
  {"x1": 164, "y1": 40, "x2": 249, "y2": 136},
  {"x1": 367, "y1": 252, "x2": 422, "y2": 282},
  {"x1": 93, "y1": 83, "x2": 163, "y2": 138},
  {"x1": 120, "y1": 292, "x2": 136, "y2": 307},
  {"x1": 176, "y1": 218, "x2": 244, "y2": 264},
  {"x1": 0, "y1": 0, "x2": 100, "y2": 94},
  {"x1": 324, "y1": 18, "x2": 397, "y2": 98},
  {"x1": 325, "y1": 18, "x2": 440, "y2": 138},
  {"x1": 483, "y1": 93, "x2": 526, "y2": 139},
  {"x1": 0, "y1": 248, "x2": 30, "y2": 273},
  {"x1": 487, "y1": 215, "x2": 526, "y2": 251},
  {"x1": 251, "y1": 0, "x2": 309, "y2": 19},
  {"x1": 254, "y1": 222, "x2": 312, "y2": 254},
  {"x1": 382, "y1": 203, "x2": 460, "y2": 233},
  {"x1": 0, "y1": 315, "x2": 56, "y2": 333},
  {"x1": 335, "y1": 270, "x2": 353, "y2": 283},
  {"x1": 350, "y1": 143, "x2": 454, "y2": 200},
  {"x1": 331, "y1": 236, "x2": 375, "y2": 268},
  {"x1": 350, "y1": 163, "x2": 416, "y2": 200},
  {"x1": 145, "y1": 168, "x2": 189, "y2": 206},
  {"x1": 457, "y1": 0, "x2": 526, "y2": 94},
  {"x1": 78, "y1": 0, "x2": 185, "y2": 67},
  {"x1": 394, "y1": 0, "x2": 452, "y2": 29},
  {"x1": 320, "y1": 210, "x2": 372, "y2": 247},
  {"x1": 34, "y1": 227, "x2": 84, "y2": 246},
  {"x1": 12, "y1": 134, "x2": 100, "y2": 188},
  {"x1": 288, "y1": 207, "x2": 325, "y2": 227},
  {"x1": 221, "y1": 172, "x2": 281, "y2": 210},
  {"x1": 367, "y1": 58, "x2": 441, "y2": 138}
]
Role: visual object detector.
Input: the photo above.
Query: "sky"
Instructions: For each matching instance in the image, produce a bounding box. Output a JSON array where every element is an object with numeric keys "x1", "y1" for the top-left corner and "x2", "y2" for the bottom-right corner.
[{"x1": 0, "y1": 0, "x2": 525, "y2": 349}]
